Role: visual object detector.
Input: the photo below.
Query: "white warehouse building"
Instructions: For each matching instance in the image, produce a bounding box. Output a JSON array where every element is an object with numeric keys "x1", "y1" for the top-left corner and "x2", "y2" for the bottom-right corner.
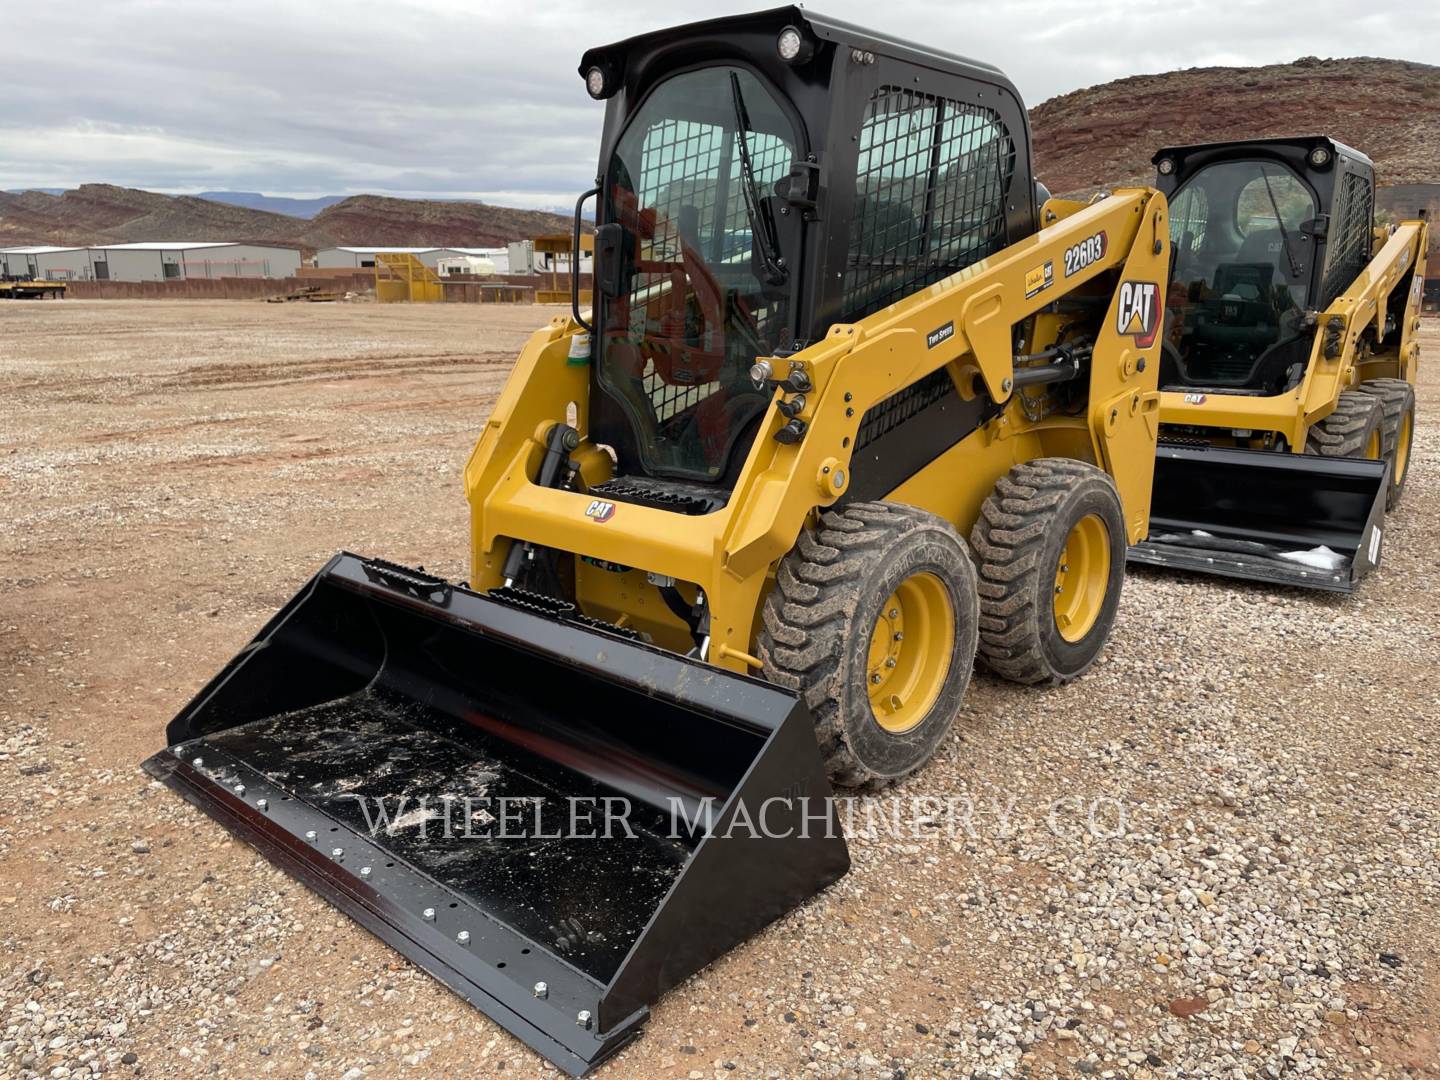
[
  {"x1": 315, "y1": 246, "x2": 511, "y2": 273},
  {"x1": 0, "y1": 246, "x2": 94, "y2": 281},
  {"x1": 0, "y1": 242, "x2": 302, "y2": 282},
  {"x1": 87, "y1": 242, "x2": 302, "y2": 282}
]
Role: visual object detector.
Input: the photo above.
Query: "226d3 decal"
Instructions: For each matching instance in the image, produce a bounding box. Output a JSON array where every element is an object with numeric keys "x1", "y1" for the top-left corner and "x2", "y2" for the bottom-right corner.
[{"x1": 1063, "y1": 231, "x2": 1107, "y2": 277}]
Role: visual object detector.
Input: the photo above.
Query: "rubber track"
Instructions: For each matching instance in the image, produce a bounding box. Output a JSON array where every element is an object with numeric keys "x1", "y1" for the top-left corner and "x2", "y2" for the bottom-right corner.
[
  {"x1": 758, "y1": 502, "x2": 940, "y2": 788},
  {"x1": 969, "y1": 459, "x2": 1113, "y2": 686}
]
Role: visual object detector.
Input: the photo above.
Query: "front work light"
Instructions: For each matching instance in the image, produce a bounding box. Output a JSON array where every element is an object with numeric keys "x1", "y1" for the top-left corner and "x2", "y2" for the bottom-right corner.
[{"x1": 777, "y1": 25, "x2": 815, "y2": 64}]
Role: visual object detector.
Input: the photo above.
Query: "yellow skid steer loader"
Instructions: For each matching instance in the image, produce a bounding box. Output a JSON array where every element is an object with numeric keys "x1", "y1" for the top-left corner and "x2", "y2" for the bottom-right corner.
[
  {"x1": 1127, "y1": 136, "x2": 1427, "y2": 591},
  {"x1": 145, "y1": 8, "x2": 1168, "y2": 1074}
]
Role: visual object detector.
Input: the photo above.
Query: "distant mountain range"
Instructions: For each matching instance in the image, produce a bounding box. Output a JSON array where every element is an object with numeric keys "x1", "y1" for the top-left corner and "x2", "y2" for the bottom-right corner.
[
  {"x1": 195, "y1": 191, "x2": 347, "y2": 219},
  {"x1": 0, "y1": 184, "x2": 576, "y2": 251}
]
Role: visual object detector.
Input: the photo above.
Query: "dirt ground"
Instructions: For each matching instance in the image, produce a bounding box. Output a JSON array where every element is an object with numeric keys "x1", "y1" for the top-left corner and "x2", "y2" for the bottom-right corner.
[{"x1": 2, "y1": 300, "x2": 1437, "y2": 1079}]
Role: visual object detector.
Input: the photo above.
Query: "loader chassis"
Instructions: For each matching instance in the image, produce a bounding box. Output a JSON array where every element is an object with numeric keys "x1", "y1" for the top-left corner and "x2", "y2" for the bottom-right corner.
[{"x1": 467, "y1": 190, "x2": 1166, "y2": 667}]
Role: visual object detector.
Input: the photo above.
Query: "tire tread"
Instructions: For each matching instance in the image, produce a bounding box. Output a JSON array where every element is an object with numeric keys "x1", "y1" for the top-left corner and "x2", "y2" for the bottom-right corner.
[{"x1": 969, "y1": 459, "x2": 1121, "y2": 686}]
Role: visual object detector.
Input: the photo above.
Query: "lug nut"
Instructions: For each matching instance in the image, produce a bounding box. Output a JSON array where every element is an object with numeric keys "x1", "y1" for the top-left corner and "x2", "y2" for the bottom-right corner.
[
  {"x1": 256, "y1": 798, "x2": 268, "y2": 811},
  {"x1": 892, "y1": 632, "x2": 903, "y2": 642},
  {"x1": 304, "y1": 830, "x2": 317, "y2": 842},
  {"x1": 331, "y1": 847, "x2": 344, "y2": 860},
  {"x1": 422, "y1": 908, "x2": 436, "y2": 921},
  {"x1": 576, "y1": 1010, "x2": 593, "y2": 1029},
  {"x1": 870, "y1": 673, "x2": 882, "y2": 684},
  {"x1": 888, "y1": 608, "x2": 899, "y2": 619},
  {"x1": 533, "y1": 981, "x2": 549, "y2": 999},
  {"x1": 457, "y1": 930, "x2": 471, "y2": 945},
  {"x1": 885, "y1": 658, "x2": 896, "y2": 669},
  {"x1": 234, "y1": 784, "x2": 246, "y2": 796},
  {"x1": 359, "y1": 866, "x2": 372, "y2": 878}
]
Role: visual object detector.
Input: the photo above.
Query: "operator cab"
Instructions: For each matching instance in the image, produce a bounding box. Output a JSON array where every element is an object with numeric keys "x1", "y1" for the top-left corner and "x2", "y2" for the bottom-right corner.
[
  {"x1": 1154, "y1": 136, "x2": 1375, "y2": 396},
  {"x1": 575, "y1": 6, "x2": 1036, "y2": 497}
]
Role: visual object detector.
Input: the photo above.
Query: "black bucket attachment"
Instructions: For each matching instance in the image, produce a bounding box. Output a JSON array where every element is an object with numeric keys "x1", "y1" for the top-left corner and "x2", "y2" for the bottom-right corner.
[
  {"x1": 143, "y1": 553, "x2": 849, "y2": 1076},
  {"x1": 1128, "y1": 444, "x2": 1389, "y2": 592}
]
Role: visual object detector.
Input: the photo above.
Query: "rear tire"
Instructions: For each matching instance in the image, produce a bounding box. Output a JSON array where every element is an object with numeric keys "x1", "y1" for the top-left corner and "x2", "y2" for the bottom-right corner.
[
  {"x1": 1305, "y1": 390, "x2": 1385, "y2": 461},
  {"x1": 970, "y1": 460, "x2": 1126, "y2": 686},
  {"x1": 758, "y1": 502, "x2": 979, "y2": 788},
  {"x1": 1356, "y1": 378, "x2": 1416, "y2": 508}
]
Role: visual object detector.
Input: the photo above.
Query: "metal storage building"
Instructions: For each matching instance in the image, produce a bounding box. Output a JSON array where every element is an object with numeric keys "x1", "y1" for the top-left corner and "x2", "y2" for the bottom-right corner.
[
  {"x1": 86, "y1": 242, "x2": 302, "y2": 282},
  {"x1": 0, "y1": 246, "x2": 96, "y2": 281}
]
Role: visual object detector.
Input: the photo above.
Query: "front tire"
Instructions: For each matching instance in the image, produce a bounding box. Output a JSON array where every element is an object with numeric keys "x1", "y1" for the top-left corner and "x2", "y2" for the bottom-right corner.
[
  {"x1": 1305, "y1": 390, "x2": 1385, "y2": 461},
  {"x1": 970, "y1": 460, "x2": 1127, "y2": 686},
  {"x1": 1356, "y1": 378, "x2": 1416, "y2": 508},
  {"x1": 758, "y1": 502, "x2": 979, "y2": 788}
]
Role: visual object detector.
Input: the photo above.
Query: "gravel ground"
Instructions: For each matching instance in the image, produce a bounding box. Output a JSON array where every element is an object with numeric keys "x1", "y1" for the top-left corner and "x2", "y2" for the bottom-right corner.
[{"x1": 1, "y1": 300, "x2": 1436, "y2": 1079}]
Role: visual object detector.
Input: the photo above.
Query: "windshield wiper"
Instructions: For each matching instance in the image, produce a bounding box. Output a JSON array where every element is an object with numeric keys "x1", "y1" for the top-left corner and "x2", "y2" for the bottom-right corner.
[
  {"x1": 729, "y1": 71, "x2": 788, "y2": 287},
  {"x1": 1260, "y1": 166, "x2": 1303, "y2": 281}
]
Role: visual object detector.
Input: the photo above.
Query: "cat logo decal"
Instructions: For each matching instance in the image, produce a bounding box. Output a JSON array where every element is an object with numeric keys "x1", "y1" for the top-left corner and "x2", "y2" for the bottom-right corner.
[{"x1": 1116, "y1": 281, "x2": 1161, "y2": 349}]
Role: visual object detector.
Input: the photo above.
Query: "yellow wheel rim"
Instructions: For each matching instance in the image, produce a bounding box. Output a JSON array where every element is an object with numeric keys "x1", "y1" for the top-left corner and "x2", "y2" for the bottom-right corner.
[
  {"x1": 866, "y1": 572, "x2": 953, "y2": 734},
  {"x1": 1395, "y1": 409, "x2": 1413, "y2": 485},
  {"x1": 1365, "y1": 426, "x2": 1383, "y2": 461},
  {"x1": 1053, "y1": 514, "x2": 1110, "y2": 643}
]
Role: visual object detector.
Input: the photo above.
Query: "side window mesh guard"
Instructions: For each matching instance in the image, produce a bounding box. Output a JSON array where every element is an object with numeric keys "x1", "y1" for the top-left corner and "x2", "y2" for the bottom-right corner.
[
  {"x1": 841, "y1": 85, "x2": 1015, "y2": 322},
  {"x1": 1319, "y1": 171, "x2": 1373, "y2": 308}
]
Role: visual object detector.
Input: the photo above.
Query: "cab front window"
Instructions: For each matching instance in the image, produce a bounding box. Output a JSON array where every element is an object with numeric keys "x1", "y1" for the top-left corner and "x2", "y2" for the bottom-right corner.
[
  {"x1": 1164, "y1": 160, "x2": 1318, "y2": 392},
  {"x1": 596, "y1": 66, "x2": 799, "y2": 481}
]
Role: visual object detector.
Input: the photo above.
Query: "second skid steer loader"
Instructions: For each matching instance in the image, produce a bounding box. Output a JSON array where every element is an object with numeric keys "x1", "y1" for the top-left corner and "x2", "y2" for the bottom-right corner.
[
  {"x1": 145, "y1": 8, "x2": 1168, "y2": 1074},
  {"x1": 1128, "y1": 136, "x2": 1427, "y2": 591}
]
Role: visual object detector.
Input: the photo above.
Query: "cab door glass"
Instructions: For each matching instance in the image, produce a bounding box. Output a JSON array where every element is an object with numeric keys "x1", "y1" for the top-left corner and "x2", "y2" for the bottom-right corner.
[
  {"x1": 597, "y1": 66, "x2": 799, "y2": 481},
  {"x1": 1164, "y1": 161, "x2": 1317, "y2": 391}
]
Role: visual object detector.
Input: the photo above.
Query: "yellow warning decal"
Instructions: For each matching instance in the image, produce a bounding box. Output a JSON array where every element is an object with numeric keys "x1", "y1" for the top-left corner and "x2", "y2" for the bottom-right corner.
[{"x1": 1024, "y1": 261, "x2": 1054, "y2": 300}]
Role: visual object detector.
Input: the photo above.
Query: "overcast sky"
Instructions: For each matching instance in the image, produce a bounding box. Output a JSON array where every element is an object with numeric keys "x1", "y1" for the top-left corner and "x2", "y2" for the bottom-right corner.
[{"x1": 4, "y1": 1, "x2": 1437, "y2": 208}]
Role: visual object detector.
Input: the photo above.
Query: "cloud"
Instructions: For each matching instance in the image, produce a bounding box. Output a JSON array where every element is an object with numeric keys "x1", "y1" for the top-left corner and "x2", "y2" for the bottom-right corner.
[{"x1": 3, "y1": 0, "x2": 1436, "y2": 207}]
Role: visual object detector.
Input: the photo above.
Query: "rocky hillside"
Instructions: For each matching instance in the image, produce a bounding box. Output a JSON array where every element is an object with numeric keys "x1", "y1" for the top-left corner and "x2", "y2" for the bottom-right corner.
[
  {"x1": 0, "y1": 184, "x2": 573, "y2": 251},
  {"x1": 1030, "y1": 56, "x2": 1440, "y2": 196},
  {"x1": 308, "y1": 195, "x2": 578, "y2": 248}
]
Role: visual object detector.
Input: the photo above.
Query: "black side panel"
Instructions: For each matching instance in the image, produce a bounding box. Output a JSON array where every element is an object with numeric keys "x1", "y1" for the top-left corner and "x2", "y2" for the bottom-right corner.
[{"x1": 843, "y1": 372, "x2": 990, "y2": 504}]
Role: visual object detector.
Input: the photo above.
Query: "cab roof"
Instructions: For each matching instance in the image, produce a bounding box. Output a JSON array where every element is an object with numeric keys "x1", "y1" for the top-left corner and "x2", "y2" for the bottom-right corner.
[
  {"x1": 580, "y1": 6, "x2": 1013, "y2": 90},
  {"x1": 1152, "y1": 135, "x2": 1373, "y2": 171}
]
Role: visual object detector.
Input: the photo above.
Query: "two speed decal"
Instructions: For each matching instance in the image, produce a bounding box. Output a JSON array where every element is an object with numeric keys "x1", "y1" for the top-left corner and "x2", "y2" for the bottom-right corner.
[{"x1": 1063, "y1": 231, "x2": 1107, "y2": 277}]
